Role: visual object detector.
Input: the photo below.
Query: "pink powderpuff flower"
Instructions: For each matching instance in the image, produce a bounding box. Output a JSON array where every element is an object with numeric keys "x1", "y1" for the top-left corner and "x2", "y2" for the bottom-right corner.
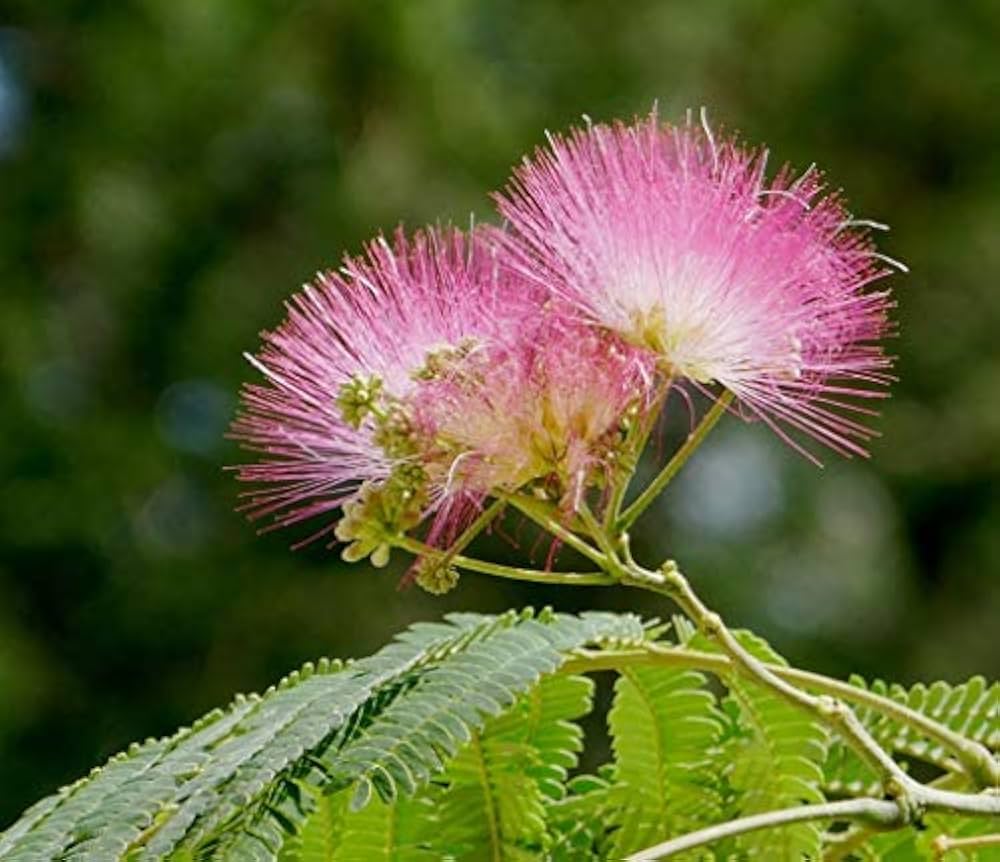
[
  {"x1": 494, "y1": 109, "x2": 902, "y2": 458},
  {"x1": 410, "y1": 314, "x2": 654, "y2": 519},
  {"x1": 230, "y1": 224, "x2": 654, "y2": 561},
  {"x1": 230, "y1": 225, "x2": 523, "y2": 548}
]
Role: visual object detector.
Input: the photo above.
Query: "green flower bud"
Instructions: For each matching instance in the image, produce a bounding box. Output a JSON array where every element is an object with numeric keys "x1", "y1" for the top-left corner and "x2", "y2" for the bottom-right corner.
[
  {"x1": 334, "y1": 470, "x2": 429, "y2": 567},
  {"x1": 372, "y1": 404, "x2": 419, "y2": 458},
  {"x1": 411, "y1": 337, "x2": 479, "y2": 381},
  {"x1": 336, "y1": 374, "x2": 384, "y2": 428},
  {"x1": 414, "y1": 558, "x2": 460, "y2": 595}
]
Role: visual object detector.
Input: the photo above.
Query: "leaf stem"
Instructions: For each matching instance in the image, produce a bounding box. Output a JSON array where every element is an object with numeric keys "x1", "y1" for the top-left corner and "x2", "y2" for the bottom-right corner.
[
  {"x1": 932, "y1": 833, "x2": 1000, "y2": 860},
  {"x1": 617, "y1": 390, "x2": 734, "y2": 532},
  {"x1": 563, "y1": 643, "x2": 993, "y2": 774},
  {"x1": 560, "y1": 645, "x2": 996, "y2": 784},
  {"x1": 625, "y1": 798, "x2": 902, "y2": 861},
  {"x1": 619, "y1": 560, "x2": 1000, "y2": 824},
  {"x1": 778, "y1": 670, "x2": 999, "y2": 788},
  {"x1": 822, "y1": 773, "x2": 971, "y2": 862}
]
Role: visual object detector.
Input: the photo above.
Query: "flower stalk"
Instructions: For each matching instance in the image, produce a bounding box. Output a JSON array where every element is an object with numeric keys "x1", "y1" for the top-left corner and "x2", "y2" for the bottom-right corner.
[
  {"x1": 603, "y1": 375, "x2": 673, "y2": 531},
  {"x1": 614, "y1": 560, "x2": 1000, "y2": 830},
  {"x1": 616, "y1": 388, "x2": 734, "y2": 531},
  {"x1": 931, "y1": 833, "x2": 1000, "y2": 860},
  {"x1": 392, "y1": 533, "x2": 613, "y2": 587}
]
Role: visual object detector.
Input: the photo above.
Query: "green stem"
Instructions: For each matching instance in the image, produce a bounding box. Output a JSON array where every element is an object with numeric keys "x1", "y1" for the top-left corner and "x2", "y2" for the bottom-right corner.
[
  {"x1": 560, "y1": 646, "x2": 992, "y2": 783},
  {"x1": 577, "y1": 500, "x2": 621, "y2": 562},
  {"x1": 392, "y1": 535, "x2": 614, "y2": 586},
  {"x1": 503, "y1": 493, "x2": 609, "y2": 567},
  {"x1": 604, "y1": 376, "x2": 673, "y2": 530},
  {"x1": 447, "y1": 498, "x2": 508, "y2": 557},
  {"x1": 617, "y1": 389, "x2": 734, "y2": 532},
  {"x1": 619, "y1": 561, "x2": 1000, "y2": 824},
  {"x1": 626, "y1": 797, "x2": 902, "y2": 861}
]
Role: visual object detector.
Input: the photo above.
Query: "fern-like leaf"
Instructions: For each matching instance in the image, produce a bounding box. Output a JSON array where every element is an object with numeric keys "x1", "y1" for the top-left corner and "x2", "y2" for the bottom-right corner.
[
  {"x1": 607, "y1": 664, "x2": 726, "y2": 857},
  {"x1": 192, "y1": 610, "x2": 642, "y2": 859},
  {"x1": 0, "y1": 699, "x2": 260, "y2": 862},
  {"x1": 544, "y1": 774, "x2": 619, "y2": 862},
  {"x1": 0, "y1": 609, "x2": 645, "y2": 862},
  {"x1": 325, "y1": 615, "x2": 611, "y2": 805},
  {"x1": 276, "y1": 788, "x2": 438, "y2": 862},
  {"x1": 434, "y1": 673, "x2": 593, "y2": 860},
  {"x1": 275, "y1": 787, "x2": 344, "y2": 862},
  {"x1": 0, "y1": 612, "x2": 513, "y2": 861},
  {"x1": 700, "y1": 630, "x2": 830, "y2": 862}
]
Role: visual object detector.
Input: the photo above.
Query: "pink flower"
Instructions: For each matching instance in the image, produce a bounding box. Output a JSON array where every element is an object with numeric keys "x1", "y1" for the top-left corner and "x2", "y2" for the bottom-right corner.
[
  {"x1": 411, "y1": 315, "x2": 653, "y2": 518},
  {"x1": 494, "y1": 110, "x2": 900, "y2": 457},
  {"x1": 230, "y1": 225, "x2": 520, "y2": 547},
  {"x1": 231, "y1": 225, "x2": 653, "y2": 555}
]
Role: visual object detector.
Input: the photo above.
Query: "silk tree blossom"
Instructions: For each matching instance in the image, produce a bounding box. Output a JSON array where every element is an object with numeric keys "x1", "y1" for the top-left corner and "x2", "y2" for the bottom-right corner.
[
  {"x1": 231, "y1": 226, "x2": 514, "y2": 544},
  {"x1": 231, "y1": 224, "x2": 654, "y2": 574},
  {"x1": 494, "y1": 111, "x2": 901, "y2": 457},
  {"x1": 410, "y1": 315, "x2": 654, "y2": 512}
]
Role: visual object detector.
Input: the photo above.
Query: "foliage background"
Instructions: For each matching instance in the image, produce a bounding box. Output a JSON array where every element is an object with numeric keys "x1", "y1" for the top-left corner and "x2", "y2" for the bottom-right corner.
[{"x1": 1, "y1": 0, "x2": 997, "y2": 826}]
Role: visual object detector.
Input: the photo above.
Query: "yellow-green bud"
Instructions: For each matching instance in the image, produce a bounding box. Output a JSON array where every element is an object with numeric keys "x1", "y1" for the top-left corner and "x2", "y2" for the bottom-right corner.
[
  {"x1": 334, "y1": 472, "x2": 428, "y2": 567},
  {"x1": 414, "y1": 559, "x2": 460, "y2": 595},
  {"x1": 336, "y1": 374, "x2": 384, "y2": 428},
  {"x1": 372, "y1": 404, "x2": 419, "y2": 458},
  {"x1": 411, "y1": 337, "x2": 479, "y2": 381}
]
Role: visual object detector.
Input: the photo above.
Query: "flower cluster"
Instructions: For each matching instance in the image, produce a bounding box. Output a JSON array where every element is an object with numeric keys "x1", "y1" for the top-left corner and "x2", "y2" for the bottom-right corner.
[
  {"x1": 232, "y1": 110, "x2": 898, "y2": 581},
  {"x1": 495, "y1": 113, "x2": 899, "y2": 457}
]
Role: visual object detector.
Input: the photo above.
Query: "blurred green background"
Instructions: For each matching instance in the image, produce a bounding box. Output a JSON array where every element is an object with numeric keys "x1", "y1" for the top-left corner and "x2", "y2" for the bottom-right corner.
[{"x1": 2, "y1": 0, "x2": 998, "y2": 825}]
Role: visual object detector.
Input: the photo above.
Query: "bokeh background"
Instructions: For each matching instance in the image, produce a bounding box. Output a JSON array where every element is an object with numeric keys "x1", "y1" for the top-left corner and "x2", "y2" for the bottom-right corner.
[{"x1": 2, "y1": 0, "x2": 998, "y2": 824}]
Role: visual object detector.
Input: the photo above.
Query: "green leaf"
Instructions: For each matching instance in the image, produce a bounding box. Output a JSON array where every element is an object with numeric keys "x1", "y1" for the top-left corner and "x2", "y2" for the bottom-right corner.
[
  {"x1": 275, "y1": 787, "x2": 437, "y2": 862},
  {"x1": 0, "y1": 610, "x2": 644, "y2": 862},
  {"x1": 607, "y1": 664, "x2": 726, "y2": 857},
  {"x1": 0, "y1": 612, "x2": 511, "y2": 862},
  {"x1": 435, "y1": 674, "x2": 594, "y2": 861},
  {"x1": 319, "y1": 613, "x2": 640, "y2": 811},
  {"x1": 544, "y1": 775, "x2": 619, "y2": 862},
  {"x1": 861, "y1": 810, "x2": 1000, "y2": 861},
  {"x1": 703, "y1": 630, "x2": 830, "y2": 862},
  {"x1": 276, "y1": 787, "x2": 344, "y2": 862}
]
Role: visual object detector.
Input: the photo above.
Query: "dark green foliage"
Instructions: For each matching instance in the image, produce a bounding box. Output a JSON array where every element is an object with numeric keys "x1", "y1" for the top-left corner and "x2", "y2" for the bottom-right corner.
[
  {"x1": 0, "y1": 610, "x2": 643, "y2": 861},
  {"x1": 0, "y1": 611, "x2": 995, "y2": 861}
]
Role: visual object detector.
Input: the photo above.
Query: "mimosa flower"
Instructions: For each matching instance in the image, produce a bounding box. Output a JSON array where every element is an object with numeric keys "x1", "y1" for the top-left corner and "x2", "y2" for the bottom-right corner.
[
  {"x1": 230, "y1": 225, "x2": 519, "y2": 550},
  {"x1": 410, "y1": 315, "x2": 653, "y2": 515},
  {"x1": 231, "y1": 225, "x2": 653, "y2": 563},
  {"x1": 495, "y1": 110, "x2": 901, "y2": 457}
]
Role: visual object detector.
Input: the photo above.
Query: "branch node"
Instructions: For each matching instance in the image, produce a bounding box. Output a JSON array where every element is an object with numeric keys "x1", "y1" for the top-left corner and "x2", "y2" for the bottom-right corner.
[{"x1": 701, "y1": 611, "x2": 724, "y2": 637}]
